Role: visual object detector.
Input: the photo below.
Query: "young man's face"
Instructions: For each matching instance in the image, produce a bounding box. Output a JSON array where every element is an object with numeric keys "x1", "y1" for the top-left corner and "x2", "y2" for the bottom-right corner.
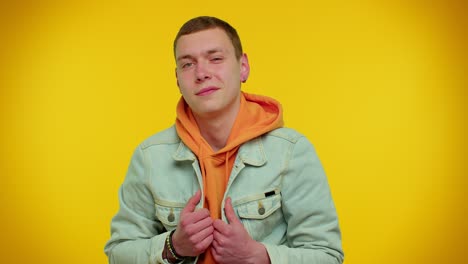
[{"x1": 175, "y1": 27, "x2": 249, "y2": 119}]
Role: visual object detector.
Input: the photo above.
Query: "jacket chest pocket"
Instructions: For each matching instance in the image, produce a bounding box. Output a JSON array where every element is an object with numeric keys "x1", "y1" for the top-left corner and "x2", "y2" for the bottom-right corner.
[
  {"x1": 154, "y1": 200, "x2": 185, "y2": 231},
  {"x1": 234, "y1": 192, "x2": 283, "y2": 241}
]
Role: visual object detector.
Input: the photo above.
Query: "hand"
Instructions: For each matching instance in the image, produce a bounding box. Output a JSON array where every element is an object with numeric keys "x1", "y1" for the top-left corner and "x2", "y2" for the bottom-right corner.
[
  {"x1": 171, "y1": 190, "x2": 214, "y2": 257},
  {"x1": 211, "y1": 197, "x2": 271, "y2": 264}
]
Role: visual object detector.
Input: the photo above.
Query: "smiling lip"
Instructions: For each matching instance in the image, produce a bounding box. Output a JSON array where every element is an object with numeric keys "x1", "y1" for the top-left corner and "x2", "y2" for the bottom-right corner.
[{"x1": 196, "y1": 87, "x2": 220, "y2": 96}]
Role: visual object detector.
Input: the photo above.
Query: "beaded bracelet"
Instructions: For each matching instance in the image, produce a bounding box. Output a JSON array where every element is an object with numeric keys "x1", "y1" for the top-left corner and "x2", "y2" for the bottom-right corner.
[{"x1": 166, "y1": 230, "x2": 185, "y2": 262}]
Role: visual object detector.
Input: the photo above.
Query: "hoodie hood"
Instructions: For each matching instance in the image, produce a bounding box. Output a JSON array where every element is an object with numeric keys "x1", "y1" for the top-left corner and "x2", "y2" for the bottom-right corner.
[{"x1": 176, "y1": 92, "x2": 283, "y2": 156}]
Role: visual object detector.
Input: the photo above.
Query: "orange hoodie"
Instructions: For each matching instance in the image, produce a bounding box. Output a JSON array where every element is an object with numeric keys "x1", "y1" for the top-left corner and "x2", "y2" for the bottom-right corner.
[{"x1": 175, "y1": 92, "x2": 283, "y2": 264}]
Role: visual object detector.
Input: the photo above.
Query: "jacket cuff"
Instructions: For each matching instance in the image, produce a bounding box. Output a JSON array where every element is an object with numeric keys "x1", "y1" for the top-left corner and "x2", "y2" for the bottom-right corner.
[
  {"x1": 262, "y1": 243, "x2": 282, "y2": 264},
  {"x1": 151, "y1": 233, "x2": 190, "y2": 264},
  {"x1": 151, "y1": 232, "x2": 171, "y2": 264}
]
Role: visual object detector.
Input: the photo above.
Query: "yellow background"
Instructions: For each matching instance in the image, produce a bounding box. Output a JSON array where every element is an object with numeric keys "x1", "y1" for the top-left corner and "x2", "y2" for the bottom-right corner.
[{"x1": 1, "y1": 1, "x2": 466, "y2": 263}]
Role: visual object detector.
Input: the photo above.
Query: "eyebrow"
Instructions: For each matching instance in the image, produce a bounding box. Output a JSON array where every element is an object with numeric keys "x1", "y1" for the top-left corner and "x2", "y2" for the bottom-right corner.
[{"x1": 176, "y1": 48, "x2": 224, "y2": 62}]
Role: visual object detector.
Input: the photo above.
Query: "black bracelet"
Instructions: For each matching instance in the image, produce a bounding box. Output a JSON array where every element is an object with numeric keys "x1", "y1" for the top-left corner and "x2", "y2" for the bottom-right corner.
[{"x1": 167, "y1": 230, "x2": 185, "y2": 261}]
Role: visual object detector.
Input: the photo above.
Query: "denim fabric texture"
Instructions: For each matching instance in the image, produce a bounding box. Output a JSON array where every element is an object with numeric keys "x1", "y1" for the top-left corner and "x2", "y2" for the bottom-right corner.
[{"x1": 105, "y1": 126, "x2": 344, "y2": 264}]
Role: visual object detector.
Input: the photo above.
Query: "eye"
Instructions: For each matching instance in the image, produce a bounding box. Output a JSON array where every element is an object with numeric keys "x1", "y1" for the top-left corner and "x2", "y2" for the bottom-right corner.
[
  {"x1": 181, "y1": 62, "x2": 194, "y2": 69},
  {"x1": 211, "y1": 57, "x2": 223, "y2": 63}
]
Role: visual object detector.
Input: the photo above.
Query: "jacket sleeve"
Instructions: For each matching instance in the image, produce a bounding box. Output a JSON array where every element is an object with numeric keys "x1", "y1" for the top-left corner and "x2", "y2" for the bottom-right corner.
[
  {"x1": 263, "y1": 136, "x2": 344, "y2": 264},
  {"x1": 104, "y1": 145, "x2": 173, "y2": 264}
]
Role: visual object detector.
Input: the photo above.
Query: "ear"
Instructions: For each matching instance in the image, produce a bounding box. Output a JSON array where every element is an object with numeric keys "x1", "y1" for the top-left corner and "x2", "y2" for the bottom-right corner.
[{"x1": 240, "y1": 53, "x2": 250, "y2": 83}]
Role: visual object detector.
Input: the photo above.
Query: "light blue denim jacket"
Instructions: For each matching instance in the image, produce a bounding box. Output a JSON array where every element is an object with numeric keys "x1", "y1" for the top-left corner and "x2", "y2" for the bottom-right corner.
[{"x1": 105, "y1": 126, "x2": 344, "y2": 264}]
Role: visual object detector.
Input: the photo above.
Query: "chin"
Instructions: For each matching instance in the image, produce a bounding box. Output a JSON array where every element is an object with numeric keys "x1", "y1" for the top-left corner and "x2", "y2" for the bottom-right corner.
[{"x1": 194, "y1": 106, "x2": 225, "y2": 117}]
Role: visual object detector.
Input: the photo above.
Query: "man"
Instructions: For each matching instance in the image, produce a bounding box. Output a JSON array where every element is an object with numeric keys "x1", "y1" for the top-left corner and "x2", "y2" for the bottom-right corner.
[{"x1": 105, "y1": 16, "x2": 344, "y2": 264}]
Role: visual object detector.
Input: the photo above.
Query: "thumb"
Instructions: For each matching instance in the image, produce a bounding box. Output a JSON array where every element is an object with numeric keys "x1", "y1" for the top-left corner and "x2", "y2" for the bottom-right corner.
[
  {"x1": 182, "y1": 190, "x2": 201, "y2": 214},
  {"x1": 224, "y1": 197, "x2": 241, "y2": 225}
]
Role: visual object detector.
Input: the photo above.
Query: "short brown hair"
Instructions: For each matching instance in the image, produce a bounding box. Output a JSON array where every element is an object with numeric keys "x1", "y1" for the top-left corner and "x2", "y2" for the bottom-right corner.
[{"x1": 173, "y1": 16, "x2": 243, "y2": 59}]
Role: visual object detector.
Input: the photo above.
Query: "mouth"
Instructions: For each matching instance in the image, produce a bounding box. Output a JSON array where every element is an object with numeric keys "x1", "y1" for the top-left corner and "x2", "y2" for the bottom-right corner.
[{"x1": 196, "y1": 86, "x2": 220, "y2": 96}]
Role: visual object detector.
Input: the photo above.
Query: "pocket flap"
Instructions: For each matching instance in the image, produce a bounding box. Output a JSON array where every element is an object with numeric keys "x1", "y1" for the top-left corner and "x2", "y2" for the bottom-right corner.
[
  {"x1": 155, "y1": 203, "x2": 183, "y2": 227},
  {"x1": 236, "y1": 193, "x2": 282, "y2": 220}
]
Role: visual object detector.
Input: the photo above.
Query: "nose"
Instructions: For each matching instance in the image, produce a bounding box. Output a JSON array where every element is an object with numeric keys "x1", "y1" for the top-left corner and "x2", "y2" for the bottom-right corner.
[{"x1": 195, "y1": 62, "x2": 211, "y2": 83}]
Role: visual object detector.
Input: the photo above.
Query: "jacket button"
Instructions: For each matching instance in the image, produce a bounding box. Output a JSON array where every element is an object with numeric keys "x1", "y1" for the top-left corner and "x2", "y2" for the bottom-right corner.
[
  {"x1": 258, "y1": 207, "x2": 265, "y2": 215},
  {"x1": 168, "y1": 212, "x2": 175, "y2": 222}
]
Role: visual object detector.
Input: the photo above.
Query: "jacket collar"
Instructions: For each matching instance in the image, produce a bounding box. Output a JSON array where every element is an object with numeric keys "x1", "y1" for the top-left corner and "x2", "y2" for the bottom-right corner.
[
  {"x1": 172, "y1": 141, "x2": 196, "y2": 161},
  {"x1": 172, "y1": 137, "x2": 267, "y2": 167}
]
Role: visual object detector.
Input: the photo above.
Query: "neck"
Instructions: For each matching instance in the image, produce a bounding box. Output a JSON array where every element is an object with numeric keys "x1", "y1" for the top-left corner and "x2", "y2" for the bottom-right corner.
[{"x1": 193, "y1": 99, "x2": 240, "y2": 152}]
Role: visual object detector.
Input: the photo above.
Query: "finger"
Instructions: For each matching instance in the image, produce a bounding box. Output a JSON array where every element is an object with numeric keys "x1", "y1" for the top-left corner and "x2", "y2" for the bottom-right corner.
[
  {"x1": 178, "y1": 209, "x2": 210, "y2": 234},
  {"x1": 212, "y1": 219, "x2": 228, "y2": 234},
  {"x1": 211, "y1": 238, "x2": 224, "y2": 255},
  {"x1": 224, "y1": 197, "x2": 241, "y2": 225},
  {"x1": 211, "y1": 246, "x2": 220, "y2": 262},
  {"x1": 212, "y1": 229, "x2": 226, "y2": 245},
  {"x1": 182, "y1": 190, "x2": 201, "y2": 214},
  {"x1": 186, "y1": 208, "x2": 211, "y2": 225},
  {"x1": 211, "y1": 239, "x2": 220, "y2": 252},
  {"x1": 191, "y1": 224, "x2": 214, "y2": 243},
  {"x1": 194, "y1": 234, "x2": 213, "y2": 254},
  {"x1": 187, "y1": 216, "x2": 213, "y2": 236}
]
